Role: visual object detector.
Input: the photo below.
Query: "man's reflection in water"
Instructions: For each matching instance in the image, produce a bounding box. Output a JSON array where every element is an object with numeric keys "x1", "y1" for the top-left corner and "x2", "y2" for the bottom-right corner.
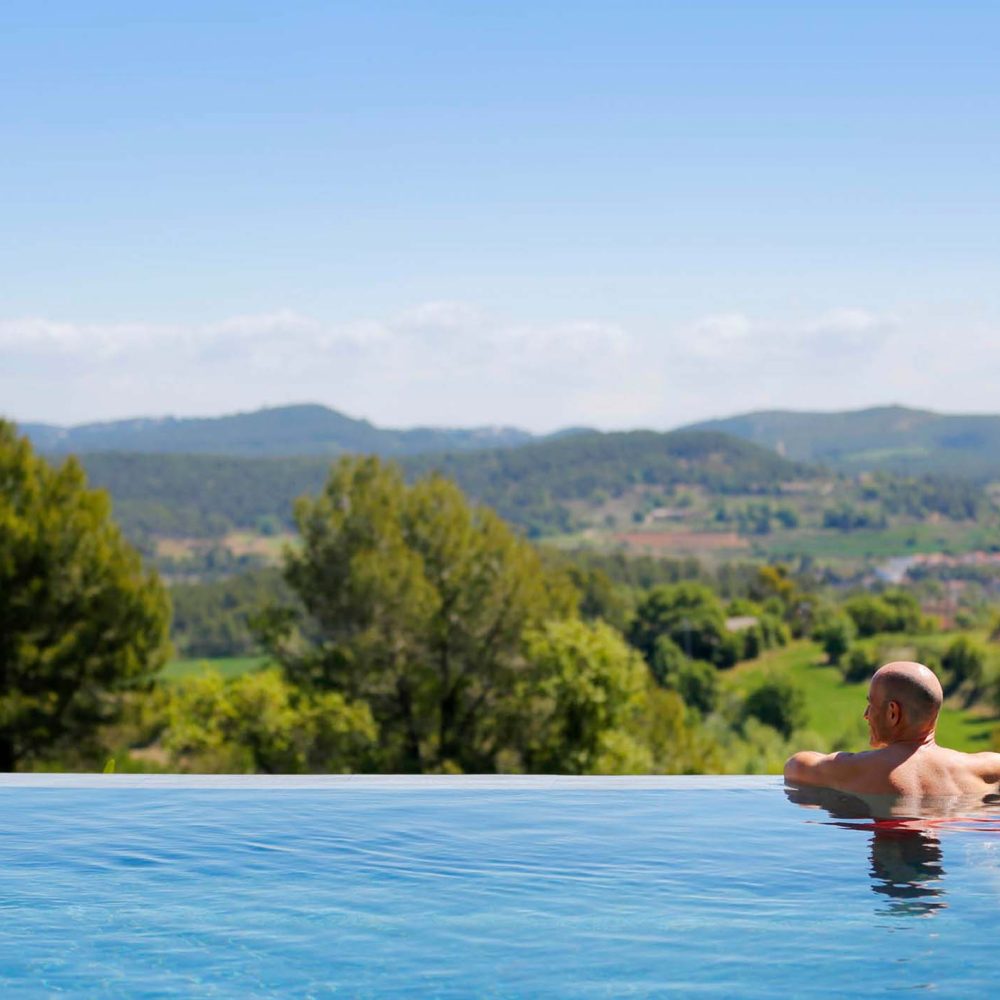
[
  {"x1": 785, "y1": 785, "x2": 947, "y2": 917},
  {"x1": 867, "y1": 824, "x2": 945, "y2": 917}
]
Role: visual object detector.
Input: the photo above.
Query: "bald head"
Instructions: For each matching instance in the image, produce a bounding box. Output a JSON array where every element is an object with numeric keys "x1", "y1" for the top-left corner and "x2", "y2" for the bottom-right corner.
[{"x1": 871, "y1": 661, "x2": 943, "y2": 731}]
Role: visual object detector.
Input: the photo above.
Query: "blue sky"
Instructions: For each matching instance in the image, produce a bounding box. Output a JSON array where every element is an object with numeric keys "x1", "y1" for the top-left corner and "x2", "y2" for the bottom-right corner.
[{"x1": 2, "y1": 1, "x2": 999, "y2": 430}]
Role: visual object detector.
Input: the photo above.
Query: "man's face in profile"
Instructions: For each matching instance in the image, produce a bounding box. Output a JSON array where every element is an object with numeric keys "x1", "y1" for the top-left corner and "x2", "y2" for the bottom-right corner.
[{"x1": 864, "y1": 680, "x2": 888, "y2": 748}]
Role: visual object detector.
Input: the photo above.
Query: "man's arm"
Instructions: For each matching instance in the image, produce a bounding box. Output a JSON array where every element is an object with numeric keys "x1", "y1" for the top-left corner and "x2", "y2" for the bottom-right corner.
[{"x1": 784, "y1": 750, "x2": 864, "y2": 790}]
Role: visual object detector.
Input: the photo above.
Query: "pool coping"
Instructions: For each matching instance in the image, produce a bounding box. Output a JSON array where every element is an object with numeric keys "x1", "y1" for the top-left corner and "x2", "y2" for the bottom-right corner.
[{"x1": 0, "y1": 773, "x2": 784, "y2": 790}]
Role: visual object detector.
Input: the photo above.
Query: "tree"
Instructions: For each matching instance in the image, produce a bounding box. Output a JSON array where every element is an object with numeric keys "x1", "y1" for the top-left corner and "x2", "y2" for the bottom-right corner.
[
  {"x1": 671, "y1": 658, "x2": 720, "y2": 716},
  {"x1": 637, "y1": 685, "x2": 724, "y2": 773},
  {"x1": 259, "y1": 456, "x2": 576, "y2": 773},
  {"x1": 561, "y1": 562, "x2": 631, "y2": 632},
  {"x1": 841, "y1": 646, "x2": 877, "y2": 684},
  {"x1": 649, "y1": 635, "x2": 687, "y2": 687},
  {"x1": 813, "y1": 613, "x2": 855, "y2": 666},
  {"x1": 515, "y1": 619, "x2": 652, "y2": 774},
  {"x1": 0, "y1": 421, "x2": 170, "y2": 771},
  {"x1": 648, "y1": 635, "x2": 720, "y2": 716},
  {"x1": 749, "y1": 564, "x2": 814, "y2": 636},
  {"x1": 741, "y1": 678, "x2": 807, "y2": 739},
  {"x1": 170, "y1": 567, "x2": 291, "y2": 658},
  {"x1": 988, "y1": 612, "x2": 1000, "y2": 644},
  {"x1": 941, "y1": 636, "x2": 985, "y2": 699},
  {"x1": 844, "y1": 590, "x2": 923, "y2": 638},
  {"x1": 155, "y1": 668, "x2": 376, "y2": 773},
  {"x1": 628, "y1": 582, "x2": 727, "y2": 666}
]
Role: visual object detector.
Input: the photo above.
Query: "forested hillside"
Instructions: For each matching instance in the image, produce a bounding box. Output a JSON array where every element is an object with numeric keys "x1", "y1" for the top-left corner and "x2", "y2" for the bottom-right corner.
[
  {"x1": 404, "y1": 430, "x2": 811, "y2": 534},
  {"x1": 686, "y1": 405, "x2": 1000, "y2": 479},
  {"x1": 79, "y1": 452, "x2": 332, "y2": 538},
  {"x1": 21, "y1": 403, "x2": 537, "y2": 457},
  {"x1": 78, "y1": 429, "x2": 812, "y2": 540}
]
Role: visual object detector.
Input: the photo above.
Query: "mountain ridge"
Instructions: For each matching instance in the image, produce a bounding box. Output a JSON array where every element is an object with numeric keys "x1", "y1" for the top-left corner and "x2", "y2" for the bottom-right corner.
[
  {"x1": 76, "y1": 427, "x2": 811, "y2": 541},
  {"x1": 17, "y1": 401, "x2": 1000, "y2": 481},
  {"x1": 16, "y1": 403, "x2": 543, "y2": 458},
  {"x1": 682, "y1": 405, "x2": 1000, "y2": 479}
]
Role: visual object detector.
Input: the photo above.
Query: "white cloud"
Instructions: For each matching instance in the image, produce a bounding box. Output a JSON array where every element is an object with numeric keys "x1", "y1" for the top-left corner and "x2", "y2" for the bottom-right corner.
[
  {"x1": 0, "y1": 317, "x2": 162, "y2": 359},
  {"x1": 395, "y1": 300, "x2": 485, "y2": 333},
  {"x1": 684, "y1": 313, "x2": 754, "y2": 360},
  {"x1": 2, "y1": 303, "x2": 997, "y2": 431},
  {"x1": 660, "y1": 307, "x2": 1000, "y2": 425},
  {"x1": 677, "y1": 308, "x2": 896, "y2": 365},
  {"x1": 0, "y1": 304, "x2": 649, "y2": 430}
]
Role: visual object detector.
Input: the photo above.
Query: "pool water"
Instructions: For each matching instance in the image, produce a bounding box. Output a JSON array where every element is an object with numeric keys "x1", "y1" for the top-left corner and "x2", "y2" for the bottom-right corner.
[{"x1": 1, "y1": 775, "x2": 998, "y2": 997}]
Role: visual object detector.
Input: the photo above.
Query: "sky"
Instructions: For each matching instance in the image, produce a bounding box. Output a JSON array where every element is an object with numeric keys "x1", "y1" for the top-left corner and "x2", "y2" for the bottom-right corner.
[{"x1": 2, "y1": 1, "x2": 1000, "y2": 432}]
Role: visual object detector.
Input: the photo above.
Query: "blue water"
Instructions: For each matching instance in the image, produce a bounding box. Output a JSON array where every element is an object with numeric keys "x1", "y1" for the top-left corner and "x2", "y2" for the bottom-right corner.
[{"x1": 1, "y1": 775, "x2": 999, "y2": 998}]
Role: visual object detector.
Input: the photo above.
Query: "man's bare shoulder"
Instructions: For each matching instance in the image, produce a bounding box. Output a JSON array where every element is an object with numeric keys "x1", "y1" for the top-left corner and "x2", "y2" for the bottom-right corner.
[
  {"x1": 783, "y1": 748, "x2": 883, "y2": 790},
  {"x1": 968, "y1": 750, "x2": 1000, "y2": 785},
  {"x1": 932, "y1": 744, "x2": 1000, "y2": 777}
]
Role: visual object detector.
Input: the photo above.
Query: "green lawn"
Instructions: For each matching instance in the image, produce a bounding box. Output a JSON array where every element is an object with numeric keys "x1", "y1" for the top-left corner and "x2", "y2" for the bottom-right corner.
[
  {"x1": 160, "y1": 655, "x2": 270, "y2": 681},
  {"x1": 724, "y1": 639, "x2": 999, "y2": 753}
]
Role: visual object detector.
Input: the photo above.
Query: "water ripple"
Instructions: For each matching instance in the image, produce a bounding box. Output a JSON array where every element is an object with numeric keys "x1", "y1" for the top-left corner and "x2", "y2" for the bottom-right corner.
[{"x1": 0, "y1": 784, "x2": 996, "y2": 997}]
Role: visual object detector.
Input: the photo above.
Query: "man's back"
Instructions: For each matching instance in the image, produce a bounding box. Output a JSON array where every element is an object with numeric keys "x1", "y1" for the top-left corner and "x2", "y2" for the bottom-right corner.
[{"x1": 830, "y1": 742, "x2": 1000, "y2": 798}]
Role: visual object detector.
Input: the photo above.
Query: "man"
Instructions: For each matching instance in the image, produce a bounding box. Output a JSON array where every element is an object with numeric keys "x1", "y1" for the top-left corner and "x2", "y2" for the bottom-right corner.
[{"x1": 784, "y1": 660, "x2": 1000, "y2": 796}]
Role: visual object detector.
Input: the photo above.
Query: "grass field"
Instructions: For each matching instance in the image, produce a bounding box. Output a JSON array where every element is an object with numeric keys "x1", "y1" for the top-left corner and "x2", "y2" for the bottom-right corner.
[
  {"x1": 160, "y1": 656, "x2": 269, "y2": 681},
  {"x1": 754, "y1": 520, "x2": 1000, "y2": 561},
  {"x1": 724, "y1": 639, "x2": 999, "y2": 753}
]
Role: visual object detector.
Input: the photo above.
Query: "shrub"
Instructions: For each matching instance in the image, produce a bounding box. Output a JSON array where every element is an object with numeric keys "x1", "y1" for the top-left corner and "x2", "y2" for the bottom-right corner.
[
  {"x1": 842, "y1": 646, "x2": 878, "y2": 684},
  {"x1": 813, "y1": 614, "x2": 855, "y2": 666},
  {"x1": 715, "y1": 630, "x2": 746, "y2": 669},
  {"x1": 941, "y1": 636, "x2": 986, "y2": 699},
  {"x1": 671, "y1": 659, "x2": 720, "y2": 716},
  {"x1": 650, "y1": 637, "x2": 719, "y2": 717},
  {"x1": 650, "y1": 635, "x2": 687, "y2": 688},
  {"x1": 628, "y1": 582, "x2": 727, "y2": 666},
  {"x1": 742, "y1": 679, "x2": 807, "y2": 739},
  {"x1": 155, "y1": 668, "x2": 377, "y2": 773},
  {"x1": 844, "y1": 590, "x2": 923, "y2": 638}
]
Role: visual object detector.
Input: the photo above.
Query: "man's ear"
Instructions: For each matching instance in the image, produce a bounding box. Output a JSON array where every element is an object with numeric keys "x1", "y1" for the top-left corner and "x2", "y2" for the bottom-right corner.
[{"x1": 888, "y1": 700, "x2": 901, "y2": 726}]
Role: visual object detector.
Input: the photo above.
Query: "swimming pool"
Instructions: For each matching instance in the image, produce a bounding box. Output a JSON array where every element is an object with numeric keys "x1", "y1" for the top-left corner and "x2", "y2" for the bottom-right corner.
[{"x1": 1, "y1": 774, "x2": 998, "y2": 997}]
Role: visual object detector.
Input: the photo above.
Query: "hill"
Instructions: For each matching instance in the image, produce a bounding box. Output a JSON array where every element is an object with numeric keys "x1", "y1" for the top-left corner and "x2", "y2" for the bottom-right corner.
[
  {"x1": 78, "y1": 452, "x2": 332, "y2": 539},
  {"x1": 23, "y1": 403, "x2": 1000, "y2": 480},
  {"x1": 403, "y1": 430, "x2": 811, "y2": 535},
  {"x1": 18, "y1": 403, "x2": 537, "y2": 457},
  {"x1": 685, "y1": 406, "x2": 1000, "y2": 480},
  {"x1": 77, "y1": 429, "x2": 811, "y2": 542}
]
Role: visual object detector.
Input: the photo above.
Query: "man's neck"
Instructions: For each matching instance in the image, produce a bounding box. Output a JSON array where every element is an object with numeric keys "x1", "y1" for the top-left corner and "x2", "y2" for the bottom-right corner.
[{"x1": 886, "y1": 730, "x2": 937, "y2": 750}]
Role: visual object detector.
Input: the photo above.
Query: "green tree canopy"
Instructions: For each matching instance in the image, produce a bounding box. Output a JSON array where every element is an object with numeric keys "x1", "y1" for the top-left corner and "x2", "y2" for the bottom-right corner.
[
  {"x1": 843, "y1": 590, "x2": 924, "y2": 638},
  {"x1": 515, "y1": 619, "x2": 652, "y2": 774},
  {"x1": 813, "y1": 612, "x2": 856, "y2": 666},
  {"x1": 154, "y1": 667, "x2": 376, "y2": 773},
  {"x1": 259, "y1": 455, "x2": 576, "y2": 773},
  {"x1": 628, "y1": 582, "x2": 727, "y2": 666},
  {"x1": 648, "y1": 636, "x2": 719, "y2": 716},
  {"x1": 741, "y1": 678, "x2": 807, "y2": 739},
  {"x1": 0, "y1": 422, "x2": 170, "y2": 770},
  {"x1": 941, "y1": 636, "x2": 986, "y2": 699}
]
